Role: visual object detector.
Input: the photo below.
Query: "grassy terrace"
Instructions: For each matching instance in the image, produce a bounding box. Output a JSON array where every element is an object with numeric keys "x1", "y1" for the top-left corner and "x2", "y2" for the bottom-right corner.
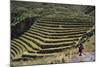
[
  {"x1": 29, "y1": 27, "x2": 87, "y2": 36},
  {"x1": 12, "y1": 39, "x2": 39, "y2": 52},
  {"x1": 11, "y1": 43, "x2": 23, "y2": 53},
  {"x1": 27, "y1": 30, "x2": 84, "y2": 39},
  {"x1": 33, "y1": 24, "x2": 91, "y2": 30},
  {"x1": 11, "y1": 45, "x2": 20, "y2": 55},
  {"x1": 24, "y1": 32, "x2": 81, "y2": 41},
  {"x1": 30, "y1": 27, "x2": 89, "y2": 34},
  {"x1": 36, "y1": 22, "x2": 92, "y2": 27},
  {"x1": 34, "y1": 24, "x2": 92, "y2": 28},
  {"x1": 37, "y1": 20, "x2": 92, "y2": 24},
  {"x1": 11, "y1": 41, "x2": 25, "y2": 52},
  {"x1": 22, "y1": 30, "x2": 82, "y2": 41},
  {"x1": 19, "y1": 33, "x2": 76, "y2": 48},
  {"x1": 31, "y1": 25, "x2": 90, "y2": 32},
  {"x1": 22, "y1": 52, "x2": 57, "y2": 58},
  {"x1": 40, "y1": 16, "x2": 93, "y2": 22},
  {"x1": 21, "y1": 33, "x2": 76, "y2": 44},
  {"x1": 11, "y1": 16, "x2": 93, "y2": 59},
  {"x1": 11, "y1": 1, "x2": 95, "y2": 65},
  {"x1": 35, "y1": 22, "x2": 92, "y2": 27},
  {"x1": 11, "y1": 18, "x2": 93, "y2": 59}
]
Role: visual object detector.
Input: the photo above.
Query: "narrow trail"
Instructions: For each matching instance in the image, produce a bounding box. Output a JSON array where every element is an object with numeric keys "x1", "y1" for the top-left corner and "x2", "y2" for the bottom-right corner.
[{"x1": 68, "y1": 52, "x2": 95, "y2": 63}]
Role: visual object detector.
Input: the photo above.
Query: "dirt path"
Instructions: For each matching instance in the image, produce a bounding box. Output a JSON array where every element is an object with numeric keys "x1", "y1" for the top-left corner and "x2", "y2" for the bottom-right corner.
[
  {"x1": 68, "y1": 52, "x2": 95, "y2": 63},
  {"x1": 68, "y1": 34, "x2": 95, "y2": 63}
]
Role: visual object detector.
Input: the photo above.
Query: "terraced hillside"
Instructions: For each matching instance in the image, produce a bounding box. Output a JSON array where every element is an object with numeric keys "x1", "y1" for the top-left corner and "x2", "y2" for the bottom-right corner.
[{"x1": 11, "y1": 1, "x2": 95, "y2": 66}]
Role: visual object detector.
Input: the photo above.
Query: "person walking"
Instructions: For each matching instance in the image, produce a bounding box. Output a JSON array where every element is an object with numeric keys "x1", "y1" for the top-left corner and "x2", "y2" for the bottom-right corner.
[{"x1": 78, "y1": 43, "x2": 84, "y2": 56}]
